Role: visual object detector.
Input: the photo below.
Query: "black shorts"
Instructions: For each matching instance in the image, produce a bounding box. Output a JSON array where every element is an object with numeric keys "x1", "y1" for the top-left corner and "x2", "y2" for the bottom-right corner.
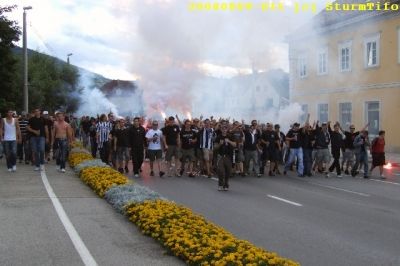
[
  {"x1": 147, "y1": 150, "x2": 162, "y2": 161},
  {"x1": 372, "y1": 152, "x2": 385, "y2": 167}
]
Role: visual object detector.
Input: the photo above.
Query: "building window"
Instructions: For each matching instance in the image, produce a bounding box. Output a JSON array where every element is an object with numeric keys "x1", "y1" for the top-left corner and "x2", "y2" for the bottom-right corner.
[
  {"x1": 364, "y1": 34, "x2": 380, "y2": 68},
  {"x1": 300, "y1": 104, "x2": 308, "y2": 123},
  {"x1": 339, "y1": 102, "x2": 352, "y2": 127},
  {"x1": 298, "y1": 54, "x2": 307, "y2": 78},
  {"x1": 317, "y1": 47, "x2": 328, "y2": 75},
  {"x1": 339, "y1": 41, "x2": 352, "y2": 72},
  {"x1": 318, "y1": 103, "x2": 329, "y2": 123},
  {"x1": 365, "y1": 101, "x2": 380, "y2": 137}
]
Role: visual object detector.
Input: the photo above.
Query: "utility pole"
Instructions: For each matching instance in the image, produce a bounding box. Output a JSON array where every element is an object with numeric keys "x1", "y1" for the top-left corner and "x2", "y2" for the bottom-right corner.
[
  {"x1": 23, "y1": 6, "x2": 32, "y2": 113},
  {"x1": 67, "y1": 53, "x2": 73, "y2": 64}
]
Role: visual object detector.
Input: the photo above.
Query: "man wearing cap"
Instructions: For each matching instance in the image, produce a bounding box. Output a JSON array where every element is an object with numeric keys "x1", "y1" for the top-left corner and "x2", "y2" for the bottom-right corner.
[
  {"x1": 1, "y1": 109, "x2": 22, "y2": 172},
  {"x1": 162, "y1": 116, "x2": 181, "y2": 177}
]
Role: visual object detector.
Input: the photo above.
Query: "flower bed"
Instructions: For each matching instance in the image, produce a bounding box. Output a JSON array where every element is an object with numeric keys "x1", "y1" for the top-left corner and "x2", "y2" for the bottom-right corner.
[
  {"x1": 80, "y1": 166, "x2": 129, "y2": 197},
  {"x1": 104, "y1": 184, "x2": 165, "y2": 213},
  {"x1": 126, "y1": 200, "x2": 299, "y2": 266},
  {"x1": 68, "y1": 152, "x2": 93, "y2": 167},
  {"x1": 75, "y1": 159, "x2": 110, "y2": 174}
]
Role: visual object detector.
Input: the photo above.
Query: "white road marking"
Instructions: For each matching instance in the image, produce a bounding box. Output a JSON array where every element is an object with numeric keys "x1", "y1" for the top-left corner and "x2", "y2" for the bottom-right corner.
[
  {"x1": 310, "y1": 182, "x2": 370, "y2": 197},
  {"x1": 267, "y1": 195, "x2": 303, "y2": 207},
  {"x1": 370, "y1": 179, "x2": 400, "y2": 186},
  {"x1": 40, "y1": 170, "x2": 98, "y2": 266}
]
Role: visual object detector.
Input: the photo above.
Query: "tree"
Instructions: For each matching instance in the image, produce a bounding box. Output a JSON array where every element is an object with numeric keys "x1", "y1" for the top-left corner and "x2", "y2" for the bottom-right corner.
[{"x1": 0, "y1": 5, "x2": 21, "y2": 113}]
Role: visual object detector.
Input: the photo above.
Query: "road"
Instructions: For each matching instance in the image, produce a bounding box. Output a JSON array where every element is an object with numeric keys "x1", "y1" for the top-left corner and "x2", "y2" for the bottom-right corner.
[
  {"x1": 135, "y1": 162, "x2": 400, "y2": 266},
  {"x1": 0, "y1": 160, "x2": 182, "y2": 266}
]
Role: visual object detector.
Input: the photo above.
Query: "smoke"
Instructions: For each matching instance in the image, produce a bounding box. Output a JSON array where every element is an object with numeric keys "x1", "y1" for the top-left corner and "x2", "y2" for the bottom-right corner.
[{"x1": 76, "y1": 72, "x2": 119, "y2": 117}]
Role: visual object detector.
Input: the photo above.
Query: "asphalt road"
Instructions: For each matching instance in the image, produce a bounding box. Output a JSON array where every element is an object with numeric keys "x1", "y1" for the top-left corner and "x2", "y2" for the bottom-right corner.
[
  {"x1": 135, "y1": 162, "x2": 400, "y2": 266},
  {"x1": 0, "y1": 160, "x2": 182, "y2": 266}
]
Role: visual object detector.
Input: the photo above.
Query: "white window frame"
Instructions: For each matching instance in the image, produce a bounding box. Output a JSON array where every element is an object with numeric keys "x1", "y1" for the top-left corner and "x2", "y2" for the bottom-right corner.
[
  {"x1": 363, "y1": 100, "x2": 381, "y2": 138},
  {"x1": 338, "y1": 40, "x2": 352, "y2": 72},
  {"x1": 338, "y1": 102, "x2": 352, "y2": 127},
  {"x1": 298, "y1": 53, "x2": 307, "y2": 78},
  {"x1": 317, "y1": 47, "x2": 328, "y2": 75},
  {"x1": 364, "y1": 33, "x2": 380, "y2": 68},
  {"x1": 317, "y1": 103, "x2": 329, "y2": 123}
]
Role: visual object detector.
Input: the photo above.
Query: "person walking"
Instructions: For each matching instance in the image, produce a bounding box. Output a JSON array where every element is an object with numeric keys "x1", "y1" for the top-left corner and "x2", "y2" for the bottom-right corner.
[
  {"x1": 27, "y1": 109, "x2": 49, "y2": 171},
  {"x1": 96, "y1": 114, "x2": 112, "y2": 164},
  {"x1": 215, "y1": 126, "x2": 236, "y2": 191},
  {"x1": 113, "y1": 118, "x2": 130, "y2": 174},
  {"x1": 351, "y1": 130, "x2": 370, "y2": 178},
  {"x1": 1, "y1": 110, "x2": 22, "y2": 172},
  {"x1": 145, "y1": 120, "x2": 165, "y2": 177},
  {"x1": 162, "y1": 116, "x2": 181, "y2": 177},
  {"x1": 284, "y1": 122, "x2": 304, "y2": 177},
  {"x1": 129, "y1": 117, "x2": 146, "y2": 177},
  {"x1": 52, "y1": 112, "x2": 72, "y2": 173},
  {"x1": 370, "y1": 130, "x2": 386, "y2": 179},
  {"x1": 328, "y1": 122, "x2": 344, "y2": 177}
]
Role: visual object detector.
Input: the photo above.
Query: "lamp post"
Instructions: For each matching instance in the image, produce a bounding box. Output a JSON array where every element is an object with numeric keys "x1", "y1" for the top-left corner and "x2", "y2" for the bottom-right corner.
[
  {"x1": 67, "y1": 53, "x2": 73, "y2": 64},
  {"x1": 23, "y1": 6, "x2": 32, "y2": 113}
]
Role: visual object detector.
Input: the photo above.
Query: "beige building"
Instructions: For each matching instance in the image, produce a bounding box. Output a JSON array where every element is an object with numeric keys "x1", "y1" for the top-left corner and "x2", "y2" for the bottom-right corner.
[{"x1": 287, "y1": 0, "x2": 400, "y2": 151}]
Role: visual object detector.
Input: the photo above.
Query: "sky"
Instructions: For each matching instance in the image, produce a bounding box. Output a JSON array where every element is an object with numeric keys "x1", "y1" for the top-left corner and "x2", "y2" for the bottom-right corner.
[{"x1": 1, "y1": 0, "x2": 328, "y2": 80}]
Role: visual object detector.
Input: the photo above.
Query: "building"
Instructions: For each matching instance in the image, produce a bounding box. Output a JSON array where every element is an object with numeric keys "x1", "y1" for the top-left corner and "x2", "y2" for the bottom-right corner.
[{"x1": 287, "y1": 0, "x2": 400, "y2": 151}]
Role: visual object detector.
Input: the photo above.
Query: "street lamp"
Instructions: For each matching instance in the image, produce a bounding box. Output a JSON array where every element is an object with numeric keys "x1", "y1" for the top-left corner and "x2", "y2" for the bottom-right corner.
[
  {"x1": 67, "y1": 53, "x2": 73, "y2": 64},
  {"x1": 23, "y1": 6, "x2": 32, "y2": 113}
]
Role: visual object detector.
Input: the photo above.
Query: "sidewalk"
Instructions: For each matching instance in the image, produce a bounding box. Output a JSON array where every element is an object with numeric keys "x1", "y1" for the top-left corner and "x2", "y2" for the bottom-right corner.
[{"x1": 0, "y1": 158, "x2": 183, "y2": 266}]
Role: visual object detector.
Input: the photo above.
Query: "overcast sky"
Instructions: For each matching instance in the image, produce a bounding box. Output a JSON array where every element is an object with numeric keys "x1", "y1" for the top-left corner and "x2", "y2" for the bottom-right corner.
[{"x1": 1, "y1": 0, "x2": 330, "y2": 80}]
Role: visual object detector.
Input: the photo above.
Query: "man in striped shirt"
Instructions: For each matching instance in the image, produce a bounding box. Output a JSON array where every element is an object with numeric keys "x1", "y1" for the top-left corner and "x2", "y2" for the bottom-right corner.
[
  {"x1": 18, "y1": 112, "x2": 30, "y2": 164},
  {"x1": 96, "y1": 114, "x2": 113, "y2": 164}
]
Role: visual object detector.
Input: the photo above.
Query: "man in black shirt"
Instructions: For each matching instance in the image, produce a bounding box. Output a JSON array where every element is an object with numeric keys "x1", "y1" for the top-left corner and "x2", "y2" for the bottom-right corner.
[
  {"x1": 301, "y1": 123, "x2": 315, "y2": 176},
  {"x1": 314, "y1": 122, "x2": 331, "y2": 177},
  {"x1": 243, "y1": 120, "x2": 261, "y2": 177},
  {"x1": 27, "y1": 109, "x2": 49, "y2": 171},
  {"x1": 162, "y1": 116, "x2": 181, "y2": 177},
  {"x1": 328, "y1": 122, "x2": 344, "y2": 177},
  {"x1": 215, "y1": 126, "x2": 236, "y2": 191},
  {"x1": 129, "y1": 117, "x2": 146, "y2": 177},
  {"x1": 341, "y1": 123, "x2": 368, "y2": 175},
  {"x1": 179, "y1": 120, "x2": 197, "y2": 177},
  {"x1": 284, "y1": 122, "x2": 304, "y2": 177},
  {"x1": 114, "y1": 118, "x2": 131, "y2": 174},
  {"x1": 260, "y1": 123, "x2": 280, "y2": 176}
]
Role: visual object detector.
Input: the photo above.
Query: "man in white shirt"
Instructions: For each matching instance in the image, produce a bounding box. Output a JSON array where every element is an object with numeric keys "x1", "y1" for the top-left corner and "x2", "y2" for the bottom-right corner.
[
  {"x1": 1, "y1": 110, "x2": 22, "y2": 172},
  {"x1": 146, "y1": 120, "x2": 165, "y2": 177}
]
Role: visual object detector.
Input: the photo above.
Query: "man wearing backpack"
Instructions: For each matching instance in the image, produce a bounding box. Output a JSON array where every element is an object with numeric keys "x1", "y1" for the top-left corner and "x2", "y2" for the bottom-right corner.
[{"x1": 370, "y1": 130, "x2": 386, "y2": 179}]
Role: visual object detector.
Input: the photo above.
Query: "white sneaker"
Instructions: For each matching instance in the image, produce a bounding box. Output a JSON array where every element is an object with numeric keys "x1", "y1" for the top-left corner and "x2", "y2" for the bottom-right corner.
[
  {"x1": 337, "y1": 174, "x2": 343, "y2": 178},
  {"x1": 61, "y1": 168, "x2": 66, "y2": 173},
  {"x1": 380, "y1": 175, "x2": 386, "y2": 179},
  {"x1": 40, "y1": 165, "x2": 45, "y2": 171},
  {"x1": 56, "y1": 165, "x2": 60, "y2": 171},
  {"x1": 34, "y1": 167, "x2": 40, "y2": 171},
  {"x1": 8, "y1": 168, "x2": 12, "y2": 172},
  {"x1": 134, "y1": 174, "x2": 139, "y2": 178},
  {"x1": 12, "y1": 165, "x2": 16, "y2": 172}
]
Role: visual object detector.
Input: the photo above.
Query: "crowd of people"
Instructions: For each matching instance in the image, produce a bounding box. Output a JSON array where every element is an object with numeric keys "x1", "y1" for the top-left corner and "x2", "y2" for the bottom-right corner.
[{"x1": 0, "y1": 109, "x2": 387, "y2": 191}]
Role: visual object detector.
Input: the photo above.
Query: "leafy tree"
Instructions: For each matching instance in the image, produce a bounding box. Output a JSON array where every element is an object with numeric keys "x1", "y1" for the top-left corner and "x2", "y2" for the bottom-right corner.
[{"x1": 0, "y1": 5, "x2": 21, "y2": 113}]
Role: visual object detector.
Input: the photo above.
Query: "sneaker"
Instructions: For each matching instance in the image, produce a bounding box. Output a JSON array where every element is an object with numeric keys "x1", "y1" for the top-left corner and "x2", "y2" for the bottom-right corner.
[
  {"x1": 150, "y1": 171, "x2": 155, "y2": 176},
  {"x1": 8, "y1": 168, "x2": 12, "y2": 172},
  {"x1": 344, "y1": 170, "x2": 349, "y2": 175},
  {"x1": 125, "y1": 166, "x2": 129, "y2": 173},
  {"x1": 298, "y1": 174, "x2": 305, "y2": 178},
  {"x1": 179, "y1": 169, "x2": 184, "y2": 176},
  {"x1": 159, "y1": 171, "x2": 165, "y2": 178},
  {"x1": 61, "y1": 168, "x2": 66, "y2": 173},
  {"x1": 269, "y1": 171, "x2": 275, "y2": 177},
  {"x1": 283, "y1": 170, "x2": 287, "y2": 175},
  {"x1": 34, "y1": 167, "x2": 40, "y2": 171},
  {"x1": 134, "y1": 174, "x2": 139, "y2": 178},
  {"x1": 337, "y1": 174, "x2": 343, "y2": 178},
  {"x1": 223, "y1": 187, "x2": 229, "y2": 191},
  {"x1": 257, "y1": 174, "x2": 262, "y2": 178},
  {"x1": 188, "y1": 173, "x2": 195, "y2": 178},
  {"x1": 363, "y1": 175, "x2": 369, "y2": 179},
  {"x1": 380, "y1": 175, "x2": 386, "y2": 179},
  {"x1": 325, "y1": 172, "x2": 329, "y2": 178},
  {"x1": 56, "y1": 165, "x2": 60, "y2": 171},
  {"x1": 12, "y1": 165, "x2": 16, "y2": 172},
  {"x1": 218, "y1": 186, "x2": 223, "y2": 191},
  {"x1": 25, "y1": 161, "x2": 29, "y2": 165},
  {"x1": 40, "y1": 165, "x2": 45, "y2": 171},
  {"x1": 208, "y1": 175, "x2": 212, "y2": 179},
  {"x1": 118, "y1": 168, "x2": 124, "y2": 174}
]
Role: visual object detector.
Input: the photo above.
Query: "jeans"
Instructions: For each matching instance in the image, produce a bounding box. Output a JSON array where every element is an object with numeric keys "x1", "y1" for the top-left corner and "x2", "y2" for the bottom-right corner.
[
  {"x1": 55, "y1": 139, "x2": 68, "y2": 169},
  {"x1": 3, "y1": 141, "x2": 17, "y2": 169},
  {"x1": 329, "y1": 149, "x2": 341, "y2": 174},
  {"x1": 217, "y1": 155, "x2": 231, "y2": 188},
  {"x1": 31, "y1": 136, "x2": 45, "y2": 167},
  {"x1": 90, "y1": 137, "x2": 98, "y2": 158},
  {"x1": 244, "y1": 150, "x2": 260, "y2": 175},
  {"x1": 352, "y1": 152, "x2": 369, "y2": 177},
  {"x1": 285, "y1": 148, "x2": 304, "y2": 175},
  {"x1": 99, "y1": 141, "x2": 110, "y2": 164}
]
